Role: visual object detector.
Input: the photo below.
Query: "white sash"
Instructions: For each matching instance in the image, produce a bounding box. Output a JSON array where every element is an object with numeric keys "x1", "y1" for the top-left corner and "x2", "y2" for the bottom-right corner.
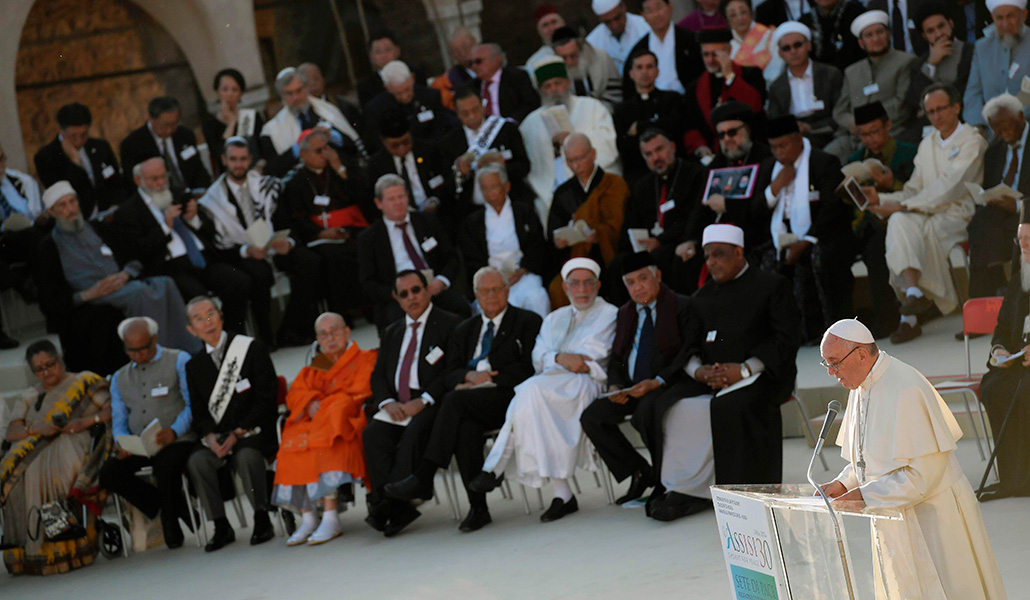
[
  {"x1": 261, "y1": 95, "x2": 361, "y2": 155},
  {"x1": 199, "y1": 171, "x2": 280, "y2": 250},
  {"x1": 467, "y1": 116, "x2": 506, "y2": 158},
  {"x1": 208, "y1": 335, "x2": 254, "y2": 424}
]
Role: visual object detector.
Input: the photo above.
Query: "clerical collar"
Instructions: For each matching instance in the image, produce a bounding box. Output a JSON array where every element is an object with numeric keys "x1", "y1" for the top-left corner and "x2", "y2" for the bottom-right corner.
[
  {"x1": 132, "y1": 345, "x2": 164, "y2": 368},
  {"x1": 307, "y1": 166, "x2": 325, "y2": 175},
  {"x1": 637, "y1": 88, "x2": 655, "y2": 101},
  {"x1": 206, "y1": 331, "x2": 228, "y2": 355},
  {"x1": 405, "y1": 302, "x2": 434, "y2": 327}
]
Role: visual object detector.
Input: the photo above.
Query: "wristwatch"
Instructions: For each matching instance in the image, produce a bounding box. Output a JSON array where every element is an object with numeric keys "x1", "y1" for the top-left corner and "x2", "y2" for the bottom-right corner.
[{"x1": 740, "y1": 363, "x2": 751, "y2": 379}]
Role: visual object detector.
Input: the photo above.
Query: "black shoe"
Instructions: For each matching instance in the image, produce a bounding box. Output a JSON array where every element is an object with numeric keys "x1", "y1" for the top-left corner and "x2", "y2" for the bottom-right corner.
[
  {"x1": 540, "y1": 496, "x2": 578, "y2": 523},
  {"x1": 338, "y1": 482, "x2": 355, "y2": 505},
  {"x1": 281, "y1": 509, "x2": 297, "y2": 536},
  {"x1": 249, "y1": 511, "x2": 275, "y2": 545},
  {"x1": 900, "y1": 295, "x2": 934, "y2": 316},
  {"x1": 458, "y1": 506, "x2": 492, "y2": 533},
  {"x1": 204, "y1": 521, "x2": 236, "y2": 552},
  {"x1": 615, "y1": 468, "x2": 655, "y2": 505},
  {"x1": 890, "y1": 321, "x2": 922, "y2": 344},
  {"x1": 468, "y1": 471, "x2": 503, "y2": 494},
  {"x1": 385, "y1": 474, "x2": 434, "y2": 502},
  {"x1": 162, "y1": 515, "x2": 184, "y2": 549},
  {"x1": 383, "y1": 504, "x2": 421, "y2": 538},
  {"x1": 649, "y1": 493, "x2": 711, "y2": 522},
  {"x1": 365, "y1": 514, "x2": 388, "y2": 532},
  {"x1": 0, "y1": 331, "x2": 18, "y2": 350}
]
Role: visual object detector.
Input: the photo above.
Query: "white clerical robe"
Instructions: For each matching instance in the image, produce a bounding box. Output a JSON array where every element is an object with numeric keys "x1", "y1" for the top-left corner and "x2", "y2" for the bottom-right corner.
[
  {"x1": 261, "y1": 95, "x2": 362, "y2": 156},
  {"x1": 519, "y1": 96, "x2": 621, "y2": 224},
  {"x1": 880, "y1": 124, "x2": 986, "y2": 314},
  {"x1": 832, "y1": 352, "x2": 1007, "y2": 600},
  {"x1": 482, "y1": 297, "x2": 618, "y2": 488}
]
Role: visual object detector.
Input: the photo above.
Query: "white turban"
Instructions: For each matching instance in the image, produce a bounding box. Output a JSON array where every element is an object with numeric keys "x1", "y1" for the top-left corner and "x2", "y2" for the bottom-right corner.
[
  {"x1": 850, "y1": 10, "x2": 889, "y2": 38},
  {"x1": 825, "y1": 319, "x2": 875, "y2": 344},
  {"x1": 561, "y1": 257, "x2": 601, "y2": 280},
  {"x1": 702, "y1": 224, "x2": 745, "y2": 248},
  {"x1": 592, "y1": 0, "x2": 620, "y2": 15},
  {"x1": 986, "y1": 0, "x2": 1027, "y2": 13},
  {"x1": 772, "y1": 22, "x2": 811, "y2": 48},
  {"x1": 42, "y1": 181, "x2": 76, "y2": 209}
]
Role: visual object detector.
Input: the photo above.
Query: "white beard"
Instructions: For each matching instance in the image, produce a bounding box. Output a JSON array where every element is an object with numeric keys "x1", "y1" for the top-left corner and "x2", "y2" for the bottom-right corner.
[
  {"x1": 288, "y1": 101, "x2": 312, "y2": 117},
  {"x1": 1021, "y1": 259, "x2": 1030, "y2": 293},
  {"x1": 543, "y1": 91, "x2": 573, "y2": 108},
  {"x1": 55, "y1": 216, "x2": 85, "y2": 233},
  {"x1": 147, "y1": 187, "x2": 174, "y2": 209}
]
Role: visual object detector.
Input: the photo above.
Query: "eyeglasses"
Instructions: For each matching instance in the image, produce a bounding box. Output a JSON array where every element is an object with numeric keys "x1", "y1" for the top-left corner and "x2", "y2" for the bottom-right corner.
[
  {"x1": 779, "y1": 41, "x2": 805, "y2": 52},
  {"x1": 470, "y1": 58, "x2": 486, "y2": 66},
  {"x1": 32, "y1": 358, "x2": 60, "y2": 374},
  {"x1": 124, "y1": 341, "x2": 154, "y2": 353},
  {"x1": 716, "y1": 126, "x2": 744, "y2": 139},
  {"x1": 819, "y1": 346, "x2": 860, "y2": 371},
  {"x1": 395, "y1": 284, "x2": 424, "y2": 299}
]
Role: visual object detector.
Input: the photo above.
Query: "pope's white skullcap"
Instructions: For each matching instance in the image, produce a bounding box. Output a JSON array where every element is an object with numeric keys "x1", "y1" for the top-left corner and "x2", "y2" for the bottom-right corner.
[
  {"x1": 561, "y1": 257, "x2": 601, "y2": 280},
  {"x1": 986, "y1": 0, "x2": 1027, "y2": 13},
  {"x1": 825, "y1": 318, "x2": 875, "y2": 344},
  {"x1": 850, "y1": 10, "x2": 889, "y2": 38},
  {"x1": 772, "y1": 22, "x2": 811, "y2": 48},
  {"x1": 42, "y1": 181, "x2": 76, "y2": 209},
  {"x1": 592, "y1": 0, "x2": 621, "y2": 15},
  {"x1": 702, "y1": 223, "x2": 745, "y2": 248}
]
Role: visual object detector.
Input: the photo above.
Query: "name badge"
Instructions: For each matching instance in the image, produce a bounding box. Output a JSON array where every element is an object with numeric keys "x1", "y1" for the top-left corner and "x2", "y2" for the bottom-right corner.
[
  {"x1": 501, "y1": 149, "x2": 513, "y2": 160},
  {"x1": 862, "y1": 83, "x2": 880, "y2": 96},
  {"x1": 811, "y1": 99, "x2": 825, "y2": 111},
  {"x1": 421, "y1": 236, "x2": 438, "y2": 252},
  {"x1": 102, "y1": 165, "x2": 116, "y2": 179},
  {"x1": 706, "y1": 330, "x2": 717, "y2": 342},
  {"x1": 659, "y1": 199, "x2": 676, "y2": 213},
  {"x1": 417, "y1": 110, "x2": 435, "y2": 123},
  {"x1": 428, "y1": 175, "x2": 444, "y2": 189},
  {"x1": 100, "y1": 245, "x2": 114, "y2": 257},
  {"x1": 808, "y1": 190, "x2": 820, "y2": 201},
  {"x1": 425, "y1": 346, "x2": 444, "y2": 365},
  {"x1": 906, "y1": 19, "x2": 915, "y2": 30},
  {"x1": 1010, "y1": 62, "x2": 1021, "y2": 79},
  {"x1": 179, "y1": 145, "x2": 197, "y2": 160},
  {"x1": 151, "y1": 386, "x2": 169, "y2": 397},
  {"x1": 235, "y1": 378, "x2": 251, "y2": 393},
  {"x1": 313, "y1": 194, "x2": 331, "y2": 206}
]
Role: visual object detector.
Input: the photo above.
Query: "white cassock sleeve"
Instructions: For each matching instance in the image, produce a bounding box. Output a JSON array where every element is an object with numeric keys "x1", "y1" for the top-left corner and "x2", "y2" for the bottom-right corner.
[
  {"x1": 858, "y1": 452, "x2": 950, "y2": 509},
  {"x1": 833, "y1": 463, "x2": 859, "y2": 491}
]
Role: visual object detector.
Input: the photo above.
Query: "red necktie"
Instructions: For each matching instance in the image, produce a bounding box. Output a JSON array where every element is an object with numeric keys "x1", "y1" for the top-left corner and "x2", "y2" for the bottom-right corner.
[
  {"x1": 396, "y1": 221, "x2": 428, "y2": 270},
  {"x1": 482, "y1": 80, "x2": 495, "y2": 116},
  {"x1": 397, "y1": 321, "x2": 422, "y2": 403},
  {"x1": 658, "y1": 182, "x2": 668, "y2": 228}
]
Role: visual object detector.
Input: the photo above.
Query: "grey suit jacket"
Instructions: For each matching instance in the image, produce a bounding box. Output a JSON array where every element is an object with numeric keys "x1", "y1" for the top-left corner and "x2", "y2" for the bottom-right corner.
[
  {"x1": 833, "y1": 49, "x2": 919, "y2": 138},
  {"x1": 906, "y1": 39, "x2": 975, "y2": 110},
  {"x1": 964, "y1": 26, "x2": 1030, "y2": 126},
  {"x1": 767, "y1": 59, "x2": 843, "y2": 136}
]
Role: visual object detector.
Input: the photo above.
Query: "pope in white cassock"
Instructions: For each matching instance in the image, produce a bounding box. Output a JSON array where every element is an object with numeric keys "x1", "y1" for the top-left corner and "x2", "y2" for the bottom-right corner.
[
  {"x1": 520, "y1": 56, "x2": 621, "y2": 224},
  {"x1": 470, "y1": 257, "x2": 617, "y2": 522},
  {"x1": 818, "y1": 318, "x2": 1007, "y2": 600}
]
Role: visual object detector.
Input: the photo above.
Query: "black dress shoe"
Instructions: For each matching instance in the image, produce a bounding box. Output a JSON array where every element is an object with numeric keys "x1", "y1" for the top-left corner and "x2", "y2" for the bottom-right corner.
[
  {"x1": 204, "y1": 522, "x2": 236, "y2": 552},
  {"x1": 900, "y1": 295, "x2": 934, "y2": 316},
  {"x1": 249, "y1": 511, "x2": 275, "y2": 545},
  {"x1": 615, "y1": 469, "x2": 655, "y2": 505},
  {"x1": 468, "y1": 471, "x2": 503, "y2": 494},
  {"x1": 458, "y1": 506, "x2": 492, "y2": 533},
  {"x1": 385, "y1": 475, "x2": 434, "y2": 502},
  {"x1": 365, "y1": 514, "x2": 388, "y2": 532},
  {"x1": 383, "y1": 504, "x2": 421, "y2": 537},
  {"x1": 649, "y1": 493, "x2": 711, "y2": 522},
  {"x1": 540, "y1": 496, "x2": 578, "y2": 523},
  {"x1": 890, "y1": 321, "x2": 922, "y2": 344},
  {"x1": 162, "y1": 515, "x2": 184, "y2": 549},
  {"x1": 281, "y1": 509, "x2": 297, "y2": 536}
]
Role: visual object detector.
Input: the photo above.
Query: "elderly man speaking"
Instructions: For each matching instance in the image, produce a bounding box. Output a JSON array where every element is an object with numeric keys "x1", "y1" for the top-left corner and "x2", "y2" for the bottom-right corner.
[{"x1": 818, "y1": 318, "x2": 1007, "y2": 599}]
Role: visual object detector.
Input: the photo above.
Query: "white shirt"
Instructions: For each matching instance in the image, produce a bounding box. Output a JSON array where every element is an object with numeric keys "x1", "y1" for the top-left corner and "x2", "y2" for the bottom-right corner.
[
  {"x1": 585, "y1": 12, "x2": 651, "y2": 75},
  {"x1": 472, "y1": 307, "x2": 508, "y2": 372},
  {"x1": 387, "y1": 303, "x2": 436, "y2": 406},
  {"x1": 481, "y1": 70, "x2": 502, "y2": 116},
  {"x1": 147, "y1": 122, "x2": 183, "y2": 180},
  {"x1": 938, "y1": 122, "x2": 965, "y2": 148},
  {"x1": 649, "y1": 28, "x2": 685, "y2": 94},
  {"x1": 393, "y1": 152, "x2": 428, "y2": 208},
  {"x1": 59, "y1": 133, "x2": 94, "y2": 184},
  {"x1": 787, "y1": 61, "x2": 819, "y2": 117},
  {"x1": 462, "y1": 125, "x2": 487, "y2": 205},
  {"x1": 484, "y1": 198, "x2": 522, "y2": 260},
  {"x1": 138, "y1": 187, "x2": 204, "y2": 259},
  {"x1": 206, "y1": 331, "x2": 229, "y2": 366},
  {"x1": 385, "y1": 215, "x2": 426, "y2": 272}
]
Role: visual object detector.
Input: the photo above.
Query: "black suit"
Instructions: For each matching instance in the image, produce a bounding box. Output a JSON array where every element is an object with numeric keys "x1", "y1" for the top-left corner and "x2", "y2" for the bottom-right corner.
[
  {"x1": 623, "y1": 27, "x2": 705, "y2": 98},
  {"x1": 581, "y1": 285, "x2": 690, "y2": 482},
  {"x1": 362, "y1": 305, "x2": 463, "y2": 517},
  {"x1": 185, "y1": 332, "x2": 279, "y2": 520},
  {"x1": 364, "y1": 85, "x2": 459, "y2": 150},
  {"x1": 475, "y1": 67, "x2": 541, "y2": 124},
  {"x1": 439, "y1": 120, "x2": 534, "y2": 214},
  {"x1": 799, "y1": 2, "x2": 867, "y2": 72},
  {"x1": 34, "y1": 136, "x2": 127, "y2": 216},
  {"x1": 967, "y1": 138, "x2": 1028, "y2": 298},
  {"x1": 358, "y1": 66, "x2": 428, "y2": 109},
  {"x1": 421, "y1": 306, "x2": 542, "y2": 508},
  {"x1": 459, "y1": 200, "x2": 546, "y2": 289},
  {"x1": 119, "y1": 124, "x2": 212, "y2": 193},
  {"x1": 868, "y1": 0, "x2": 929, "y2": 56},
  {"x1": 366, "y1": 140, "x2": 455, "y2": 224},
  {"x1": 755, "y1": 0, "x2": 810, "y2": 26},
  {"x1": 767, "y1": 60, "x2": 844, "y2": 149},
  {"x1": 358, "y1": 212, "x2": 470, "y2": 331},
  {"x1": 613, "y1": 90, "x2": 685, "y2": 186}
]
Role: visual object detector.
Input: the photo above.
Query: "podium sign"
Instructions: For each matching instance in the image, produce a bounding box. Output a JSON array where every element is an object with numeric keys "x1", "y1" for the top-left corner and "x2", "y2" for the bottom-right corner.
[{"x1": 712, "y1": 487, "x2": 786, "y2": 600}]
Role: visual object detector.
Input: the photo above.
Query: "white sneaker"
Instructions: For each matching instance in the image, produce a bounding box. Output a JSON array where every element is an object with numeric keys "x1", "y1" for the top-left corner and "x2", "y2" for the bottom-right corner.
[
  {"x1": 286, "y1": 521, "x2": 316, "y2": 546},
  {"x1": 306, "y1": 519, "x2": 341, "y2": 545}
]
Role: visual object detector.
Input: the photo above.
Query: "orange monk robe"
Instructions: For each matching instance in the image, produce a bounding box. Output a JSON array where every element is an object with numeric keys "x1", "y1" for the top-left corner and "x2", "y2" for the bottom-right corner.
[{"x1": 273, "y1": 343, "x2": 378, "y2": 487}]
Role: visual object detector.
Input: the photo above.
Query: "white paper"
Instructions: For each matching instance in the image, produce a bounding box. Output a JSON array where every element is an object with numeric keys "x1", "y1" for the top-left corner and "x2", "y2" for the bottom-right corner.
[
  {"x1": 553, "y1": 219, "x2": 594, "y2": 246},
  {"x1": 964, "y1": 182, "x2": 1023, "y2": 207},
  {"x1": 713, "y1": 373, "x2": 760, "y2": 398},
  {"x1": 373, "y1": 408, "x2": 411, "y2": 427},
  {"x1": 1019, "y1": 75, "x2": 1030, "y2": 105},
  {"x1": 468, "y1": 381, "x2": 498, "y2": 390},
  {"x1": 990, "y1": 349, "x2": 1026, "y2": 367},
  {"x1": 116, "y1": 418, "x2": 162, "y2": 457},
  {"x1": 245, "y1": 218, "x2": 273, "y2": 248},
  {"x1": 1, "y1": 212, "x2": 32, "y2": 232},
  {"x1": 541, "y1": 105, "x2": 573, "y2": 138},
  {"x1": 840, "y1": 157, "x2": 884, "y2": 182},
  {"x1": 598, "y1": 387, "x2": 635, "y2": 399},
  {"x1": 627, "y1": 228, "x2": 651, "y2": 253}
]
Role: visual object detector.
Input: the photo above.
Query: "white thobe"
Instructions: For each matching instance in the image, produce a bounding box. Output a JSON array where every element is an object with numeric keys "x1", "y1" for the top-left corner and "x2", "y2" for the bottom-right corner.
[
  {"x1": 482, "y1": 297, "x2": 618, "y2": 487},
  {"x1": 832, "y1": 352, "x2": 1007, "y2": 600},
  {"x1": 520, "y1": 96, "x2": 621, "y2": 224},
  {"x1": 585, "y1": 13, "x2": 651, "y2": 75},
  {"x1": 880, "y1": 123, "x2": 986, "y2": 314}
]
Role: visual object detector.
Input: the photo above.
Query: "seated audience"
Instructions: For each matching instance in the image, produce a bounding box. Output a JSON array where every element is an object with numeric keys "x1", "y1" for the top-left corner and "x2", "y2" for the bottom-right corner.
[
  {"x1": 384, "y1": 267, "x2": 542, "y2": 532},
  {"x1": 469, "y1": 258, "x2": 617, "y2": 523},
  {"x1": 678, "y1": 0, "x2": 727, "y2": 31},
  {"x1": 581, "y1": 252, "x2": 689, "y2": 504},
  {"x1": 626, "y1": 0, "x2": 705, "y2": 96},
  {"x1": 864, "y1": 84, "x2": 987, "y2": 343},
  {"x1": 0, "y1": 141, "x2": 47, "y2": 344},
  {"x1": 905, "y1": 5, "x2": 975, "y2": 134},
  {"x1": 550, "y1": 27, "x2": 623, "y2": 112},
  {"x1": 526, "y1": 5, "x2": 565, "y2": 69},
  {"x1": 471, "y1": 43, "x2": 542, "y2": 124},
  {"x1": 362, "y1": 270, "x2": 462, "y2": 536},
  {"x1": 722, "y1": 0, "x2": 785, "y2": 85},
  {"x1": 120, "y1": 96, "x2": 211, "y2": 196},
  {"x1": 1, "y1": 340, "x2": 111, "y2": 575},
  {"x1": 184, "y1": 295, "x2": 278, "y2": 551},
  {"x1": 273, "y1": 313, "x2": 377, "y2": 546},
  {"x1": 460, "y1": 164, "x2": 550, "y2": 318},
  {"x1": 439, "y1": 26, "x2": 478, "y2": 101},
  {"x1": 364, "y1": 61, "x2": 457, "y2": 146},
  {"x1": 798, "y1": 0, "x2": 866, "y2": 72},
  {"x1": 34, "y1": 102, "x2": 125, "y2": 217},
  {"x1": 586, "y1": 0, "x2": 652, "y2": 75},
  {"x1": 356, "y1": 31, "x2": 427, "y2": 110},
  {"x1": 964, "y1": 0, "x2": 1030, "y2": 127},
  {"x1": 98, "y1": 317, "x2": 195, "y2": 549},
  {"x1": 202, "y1": 68, "x2": 266, "y2": 177},
  {"x1": 297, "y1": 62, "x2": 367, "y2": 159}
]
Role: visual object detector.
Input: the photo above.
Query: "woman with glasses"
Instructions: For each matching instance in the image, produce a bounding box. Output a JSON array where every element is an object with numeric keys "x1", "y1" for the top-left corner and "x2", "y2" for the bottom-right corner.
[{"x1": 1, "y1": 340, "x2": 111, "y2": 575}]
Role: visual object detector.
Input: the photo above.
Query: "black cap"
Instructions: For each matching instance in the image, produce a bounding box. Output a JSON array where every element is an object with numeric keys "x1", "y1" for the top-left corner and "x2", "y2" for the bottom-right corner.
[
  {"x1": 854, "y1": 101, "x2": 889, "y2": 126},
  {"x1": 551, "y1": 26, "x2": 579, "y2": 46},
  {"x1": 766, "y1": 115, "x2": 800, "y2": 138},
  {"x1": 711, "y1": 101, "x2": 753, "y2": 127},
  {"x1": 379, "y1": 107, "x2": 410, "y2": 138},
  {"x1": 697, "y1": 28, "x2": 733, "y2": 44},
  {"x1": 621, "y1": 251, "x2": 657, "y2": 275}
]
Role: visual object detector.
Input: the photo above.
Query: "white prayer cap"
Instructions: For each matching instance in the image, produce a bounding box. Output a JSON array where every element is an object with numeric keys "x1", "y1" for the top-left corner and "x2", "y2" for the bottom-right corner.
[
  {"x1": 772, "y1": 22, "x2": 811, "y2": 48},
  {"x1": 117, "y1": 316, "x2": 159, "y2": 341},
  {"x1": 561, "y1": 257, "x2": 601, "y2": 280},
  {"x1": 592, "y1": 0, "x2": 621, "y2": 15},
  {"x1": 42, "y1": 181, "x2": 76, "y2": 209},
  {"x1": 850, "y1": 10, "x2": 889, "y2": 38},
  {"x1": 986, "y1": 0, "x2": 1027, "y2": 13},
  {"x1": 825, "y1": 318, "x2": 875, "y2": 344},
  {"x1": 702, "y1": 223, "x2": 744, "y2": 248}
]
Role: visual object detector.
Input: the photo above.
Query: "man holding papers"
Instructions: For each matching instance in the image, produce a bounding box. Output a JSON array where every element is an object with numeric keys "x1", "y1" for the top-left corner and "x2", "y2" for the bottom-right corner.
[{"x1": 99, "y1": 317, "x2": 196, "y2": 549}]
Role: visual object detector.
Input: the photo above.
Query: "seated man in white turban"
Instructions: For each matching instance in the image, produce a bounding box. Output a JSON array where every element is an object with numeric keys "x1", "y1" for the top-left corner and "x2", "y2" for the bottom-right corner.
[{"x1": 469, "y1": 257, "x2": 617, "y2": 522}]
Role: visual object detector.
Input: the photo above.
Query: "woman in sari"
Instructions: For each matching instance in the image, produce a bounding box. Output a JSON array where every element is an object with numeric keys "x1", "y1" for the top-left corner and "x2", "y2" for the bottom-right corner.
[
  {"x1": 1, "y1": 340, "x2": 112, "y2": 576},
  {"x1": 720, "y1": 0, "x2": 785, "y2": 85}
]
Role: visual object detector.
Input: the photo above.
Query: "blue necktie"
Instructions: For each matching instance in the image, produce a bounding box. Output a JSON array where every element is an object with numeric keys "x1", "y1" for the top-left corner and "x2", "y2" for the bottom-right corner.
[
  {"x1": 468, "y1": 320, "x2": 495, "y2": 369},
  {"x1": 173, "y1": 217, "x2": 206, "y2": 268},
  {"x1": 632, "y1": 307, "x2": 655, "y2": 383}
]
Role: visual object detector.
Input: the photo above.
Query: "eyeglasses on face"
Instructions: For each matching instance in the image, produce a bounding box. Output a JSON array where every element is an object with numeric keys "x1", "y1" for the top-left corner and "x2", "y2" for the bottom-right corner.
[
  {"x1": 717, "y1": 125, "x2": 744, "y2": 139},
  {"x1": 779, "y1": 41, "x2": 805, "y2": 52},
  {"x1": 395, "y1": 284, "x2": 424, "y2": 299},
  {"x1": 32, "y1": 358, "x2": 60, "y2": 374},
  {"x1": 819, "y1": 346, "x2": 860, "y2": 371}
]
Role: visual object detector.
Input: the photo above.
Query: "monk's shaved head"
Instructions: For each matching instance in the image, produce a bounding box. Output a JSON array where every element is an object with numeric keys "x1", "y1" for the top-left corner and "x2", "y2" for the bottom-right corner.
[
  {"x1": 563, "y1": 132, "x2": 593, "y2": 154},
  {"x1": 314, "y1": 312, "x2": 345, "y2": 333}
]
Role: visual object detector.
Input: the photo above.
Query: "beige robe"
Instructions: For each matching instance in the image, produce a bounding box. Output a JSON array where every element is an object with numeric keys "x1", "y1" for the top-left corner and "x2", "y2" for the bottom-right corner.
[
  {"x1": 833, "y1": 352, "x2": 1007, "y2": 600},
  {"x1": 880, "y1": 123, "x2": 986, "y2": 314}
]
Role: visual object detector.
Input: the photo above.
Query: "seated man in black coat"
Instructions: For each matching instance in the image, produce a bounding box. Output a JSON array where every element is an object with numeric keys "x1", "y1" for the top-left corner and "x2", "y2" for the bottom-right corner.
[
  {"x1": 384, "y1": 266, "x2": 542, "y2": 532},
  {"x1": 581, "y1": 252, "x2": 689, "y2": 505},
  {"x1": 34, "y1": 102, "x2": 127, "y2": 218},
  {"x1": 362, "y1": 270, "x2": 462, "y2": 536},
  {"x1": 364, "y1": 61, "x2": 458, "y2": 150},
  {"x1": 120, "y1": 96, "x2": 211, "y2": 196},
  {"x1": 184, "y1": 295, "x2": 279, "y2": 551},
  {"x1": 469, "y1": 43, "x2": 541, "y2": 124},
  {"x1": 358, "y1": 174, "x2": 471, "y2": 332}
]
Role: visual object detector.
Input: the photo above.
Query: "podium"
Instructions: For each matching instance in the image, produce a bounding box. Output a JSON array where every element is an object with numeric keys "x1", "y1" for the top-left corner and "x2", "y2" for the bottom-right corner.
[{"x1": 711, "y1": 484, "x2": 903, "y2": 600}]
